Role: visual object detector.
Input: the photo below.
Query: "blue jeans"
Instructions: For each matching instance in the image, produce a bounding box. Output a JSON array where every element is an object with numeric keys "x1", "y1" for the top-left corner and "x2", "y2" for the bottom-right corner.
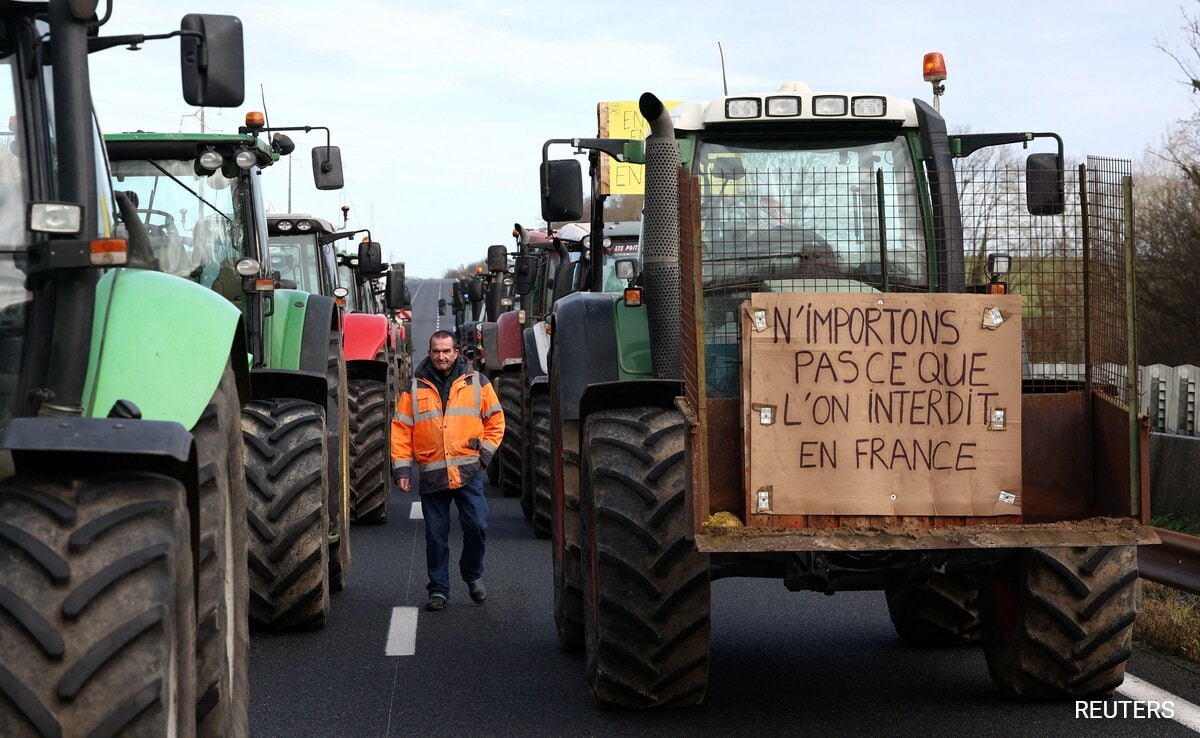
[{"x1": 421, "y1": 472, "x2": 488, "y2": 598}]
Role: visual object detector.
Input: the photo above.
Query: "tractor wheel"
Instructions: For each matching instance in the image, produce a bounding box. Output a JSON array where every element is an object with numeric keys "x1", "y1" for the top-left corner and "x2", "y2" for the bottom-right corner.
[
  {"x1": 581, "y1": 407, "x2": 710, "y2": 709},
  {"x1": 552, "y1": 421, "x2": 584, "y2": 653},
  {"x1": 494, "y1": 372, "x2": 523, "y2": 499},
  {"x1": 327, "y1": 333, "x2": 351, "y2": 592},
  {"x1": 193, "y1": 361, "x2": 250, "y2": 738},
  {"x1": 529, "y1": 391, "x2": 552, "y2": 540},
  {"x1": 348, "y1": 377, "x2": 390, "y2": 525},
  {"x1": 243, "y1": 398, "x2": 330, "y2": 630},
  {"x1": 0, "y1": 472, "x2": 196, "y2": 737},
  {"x1": 979, "y1": 546, "x2": 1139, "y2": 699},
  {"x1": 885, "y1": 573, "x2": 981, "y2": 647},
  {"x1": 486, "y1": 453, "x2": 501, "y2": 486}
]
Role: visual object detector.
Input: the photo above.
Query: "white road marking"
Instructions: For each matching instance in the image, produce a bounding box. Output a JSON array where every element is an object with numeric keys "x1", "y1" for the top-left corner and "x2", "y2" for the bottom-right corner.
[
  {"x1": 410, "y1": 501, "x2": 423, "y2": 520},
  {"x1": 385, "y1": 607, "x2": 419, "y2": 656},
  {"x1": 1118, "y1": 673, "x2": 1200, "y2": 732}
]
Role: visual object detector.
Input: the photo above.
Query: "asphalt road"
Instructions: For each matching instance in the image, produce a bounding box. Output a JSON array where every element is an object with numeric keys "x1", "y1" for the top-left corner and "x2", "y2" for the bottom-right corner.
[{"x1": 249, "y1": 278, "x2": 1200, "y2": 737}]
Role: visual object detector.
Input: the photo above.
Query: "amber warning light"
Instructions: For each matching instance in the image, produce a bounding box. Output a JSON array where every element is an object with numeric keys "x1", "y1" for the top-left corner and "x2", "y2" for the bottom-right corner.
[
  {"x1": 923, "y1": 52, "x2": 947, "y2": 83},
  {"x1": 244, "y1": 111, "x2": 266, "y2": 129}
]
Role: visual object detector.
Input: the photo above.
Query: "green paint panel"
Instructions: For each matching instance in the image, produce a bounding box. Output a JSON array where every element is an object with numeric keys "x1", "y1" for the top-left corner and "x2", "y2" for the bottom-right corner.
[
  {"x1": 267, "y1": 288, "x2": 310, "y2": 369},
  {"x1": 84, "y1": 269, "x2": 241, "y2": 430},
  {"x1": 614, "y1": 301, "x2": 652, "y2": 379}
]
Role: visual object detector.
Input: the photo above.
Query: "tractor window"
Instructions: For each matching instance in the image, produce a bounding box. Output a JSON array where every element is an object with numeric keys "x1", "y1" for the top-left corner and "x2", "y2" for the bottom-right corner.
[
  {"x1": 0, "y1": 48, "x2": 26, "y2": 250},
  {"x1": 336, "y1": 262, "x2": 363, "y2": 312},
  {"x1": 268, "y1": 234, "x2": 321, "y2": 292},
  {"x1": 108, "y1": 158, "x2": 240, "y2": 288}
]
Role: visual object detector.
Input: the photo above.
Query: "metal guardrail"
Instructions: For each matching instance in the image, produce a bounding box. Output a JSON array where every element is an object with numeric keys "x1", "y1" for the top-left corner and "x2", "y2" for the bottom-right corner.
[{"x1": 1140, "y1": 527, "x2": 1200, "y2": 595}]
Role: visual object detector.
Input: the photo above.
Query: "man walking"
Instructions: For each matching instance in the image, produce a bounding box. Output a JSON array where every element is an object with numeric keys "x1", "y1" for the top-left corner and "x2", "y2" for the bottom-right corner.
[{"x1": 392, "y1": 330, "x2": 504, "y2": 611}]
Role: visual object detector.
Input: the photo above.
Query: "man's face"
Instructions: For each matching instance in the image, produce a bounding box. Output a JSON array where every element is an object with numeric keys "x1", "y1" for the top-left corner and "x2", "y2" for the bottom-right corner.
[{"x1": 429, "y1": 336, "x2": 458, "y2": 373}]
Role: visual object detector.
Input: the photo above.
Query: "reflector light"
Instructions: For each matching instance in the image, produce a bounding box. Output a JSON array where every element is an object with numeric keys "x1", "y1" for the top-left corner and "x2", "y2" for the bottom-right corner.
[
  {"x1": 813, "y1": 96, "x2": 848, "y2": 116},
  {"x1": 725, "y1": 98, "x2": 761, "y2": 119},
  {"x1": 986, "y1": 283, "x2": 1007, "y2": 295},
  {"x1": 623, "y1": 287, "x2": 643, "y2": 307},
  {"x1": 852, "y1": 97, "x2": 886, "y2": 117},
  {"x1": 90, "y1": 238, "x2": 127, "y2": 266},
  {"x1": 766, "y1": 96, "x2": 800, "y2": 117},
  {"x1": 255, "y1": 278, "x2": 274, "y2": 291},
  {"x1": 923, "y1": 52, "x2": 947, "y2": 83}
]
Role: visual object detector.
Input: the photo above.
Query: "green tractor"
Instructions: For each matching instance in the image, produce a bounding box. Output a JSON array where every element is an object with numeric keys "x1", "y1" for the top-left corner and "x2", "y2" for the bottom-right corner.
[
  {"x1": 0, "y1": 4, "x2": 252, "y2": 736},
  {"x1": 542, "y1": 69, "x2": 1155, "y2": 707},
  {"x1": 105, "y1": 117, "x2": 353, "y2": 630},
  {"x1": 267, "y1": 213, "x2": 408, "y2": 524}
]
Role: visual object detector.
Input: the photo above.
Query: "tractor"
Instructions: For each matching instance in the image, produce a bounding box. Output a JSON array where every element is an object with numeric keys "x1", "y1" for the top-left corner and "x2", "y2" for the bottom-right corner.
[
  {"x1": 0, "y1": 4, "x2": 252, "y2": 735},
  {"x1": 105, "y1": 119, "x2": 352, "y2": 629},
  {"x1": 540, "y1": 60, "x2": 1156, "y2": 707}
]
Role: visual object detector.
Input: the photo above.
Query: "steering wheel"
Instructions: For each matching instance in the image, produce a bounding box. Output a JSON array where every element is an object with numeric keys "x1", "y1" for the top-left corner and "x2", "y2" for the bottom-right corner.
[{"x1": 136, "y1": 208, "x2": 177, "y2": 238}]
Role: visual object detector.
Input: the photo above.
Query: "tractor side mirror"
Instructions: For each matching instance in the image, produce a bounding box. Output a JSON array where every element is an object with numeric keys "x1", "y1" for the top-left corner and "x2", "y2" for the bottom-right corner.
[
  {"x1": 385, "y1": 271, "x2": 410, "y2": 309},
  {"x1": 312, "y1": 146, "x2": 344, "y2": 190},
  {"x1": 1026, "y1": 153, "x2": 1065, "y2": 216},
  {"x1": 467, "y1": 276, "x2": 485, "y2": 303},
  {"x1": 512, "y1": 254, "x2": 538, "y2": 296},
  {"x1": 438, "y1": 298, "x2": 447, "y2": 316},
  {"x1": 486, "y1": 244, "x2": 508, "y2": 274},
  {"x1": 357, "y1": 241, "x2": 384, "y2": 276},
  {"x1": 540, "y1": 159, "x2": 583, "y2": 222},
  {"x1": 180, "y1": 15, "x2": 245, "y2": 107}
]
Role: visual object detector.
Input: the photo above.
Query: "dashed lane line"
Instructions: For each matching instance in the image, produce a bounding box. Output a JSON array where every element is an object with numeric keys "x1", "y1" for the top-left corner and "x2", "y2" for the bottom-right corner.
[
  {"x1": 410, "y1": 501, "x2": 423, "y2": 519},
  {"x1": 385, "y1": 607, "x2": 419, "y2": 656}
]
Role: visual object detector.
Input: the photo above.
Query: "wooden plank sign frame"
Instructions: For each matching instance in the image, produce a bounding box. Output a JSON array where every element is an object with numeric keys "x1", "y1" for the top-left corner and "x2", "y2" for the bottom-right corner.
[{"x1": 741, "y1": 292, "x2": 1023, "y2": 517}]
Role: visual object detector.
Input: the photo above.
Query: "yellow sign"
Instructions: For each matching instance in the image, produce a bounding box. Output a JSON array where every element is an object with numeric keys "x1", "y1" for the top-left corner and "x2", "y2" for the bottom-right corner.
[{"x1": 597, "y1": 100, "x2": 682, "y2": 196}]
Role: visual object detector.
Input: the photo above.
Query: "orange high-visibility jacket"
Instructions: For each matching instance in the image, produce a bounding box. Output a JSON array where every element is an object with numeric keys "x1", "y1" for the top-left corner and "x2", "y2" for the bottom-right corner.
[{"x1": 391, "y1": 357, "x2": 504, "y2": 492}]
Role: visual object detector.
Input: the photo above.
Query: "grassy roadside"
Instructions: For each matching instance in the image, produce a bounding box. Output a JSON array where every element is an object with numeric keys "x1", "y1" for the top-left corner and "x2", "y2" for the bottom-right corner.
[{"x1": 1134, "y1": 579, "x2": 1200, "y2": 663}]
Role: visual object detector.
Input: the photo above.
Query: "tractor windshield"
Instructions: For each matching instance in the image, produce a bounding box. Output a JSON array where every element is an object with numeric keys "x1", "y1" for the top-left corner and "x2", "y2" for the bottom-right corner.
[
  {"x1": 269, "y1": 234, "x2": 323, "y2": 293},
  {"x1": 109, "y1": 159, "x2": 242, "y2": 297},
  {"x1": 336, "y1": 261, "x2": 365, "y2": 312},
  {"x1": 695, "y1": 134, "x2": 927, "y2": 291}
]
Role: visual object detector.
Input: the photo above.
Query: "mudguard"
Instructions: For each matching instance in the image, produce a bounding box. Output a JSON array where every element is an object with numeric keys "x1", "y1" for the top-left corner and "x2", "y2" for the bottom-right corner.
[
  {"x1": 266, "y1": 288, "x2": 337, "y2": 376},
  {"x1": 495, "y1": 310, "x2": 523, "y2": 368},
  {"x1": 480, "y1": 321, "x2": 499, "y2": 377},
  {"x1": 523, "y1": 325, "x2": 545, "y2": 383},
  {"x1": 83, "y1": 269, "x2": 248, "y2": 430},
  {"x1": 343, "y1": 313, "x2": 388, "y2": 362}
]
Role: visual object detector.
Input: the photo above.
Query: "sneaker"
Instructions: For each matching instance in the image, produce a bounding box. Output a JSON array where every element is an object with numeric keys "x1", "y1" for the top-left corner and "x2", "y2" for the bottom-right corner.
[
  {"x1": 425, "y1": 594, "x2": 447, "y2": 611},
  {"x1": 467, "y1": 579, "x2": 487, "y2": 604}
]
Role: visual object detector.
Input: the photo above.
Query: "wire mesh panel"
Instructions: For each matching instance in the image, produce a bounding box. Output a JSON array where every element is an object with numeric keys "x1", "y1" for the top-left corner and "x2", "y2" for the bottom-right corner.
[
  {"x1": 1086, "y1": 156, "x2": 1135, "y2": 406},
  {"x1": 958, "y1": 164, "x2": 1088, "y2": 379}
]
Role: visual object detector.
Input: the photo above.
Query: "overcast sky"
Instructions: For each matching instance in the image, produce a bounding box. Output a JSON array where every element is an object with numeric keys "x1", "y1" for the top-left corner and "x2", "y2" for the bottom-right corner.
[{"x1": 89, "y1": 0, "x2": 1198, "y2": 278}]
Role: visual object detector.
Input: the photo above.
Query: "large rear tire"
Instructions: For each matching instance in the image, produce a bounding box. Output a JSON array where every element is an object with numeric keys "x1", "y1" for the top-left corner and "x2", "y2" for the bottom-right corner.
[
  {"x1": 348, "y1": 377, "x2": 390, "y2": 525},
  {"x1": 552, "y1": 418, "x2": 584, "y2": 653},
  {"x1": 979, "y1": 545, "x2": 1139, "y2": 699},
  {"x1": 494, "y1": 372, "x2": 523, "y2": 499},
  {"x1": 885, "y1": 573, "x2": 981, "y2": 647},
  {"x1": 0, "y1": 472, "x2": 197, "y2": 737},
  {"x1": 326, "y1": 334, "x2": 351, "y2": 592},
  {"x1": 243, "y1": 398, "x2": 330, "y2": 631},
  {"x1": 529, "y1": 391, "x2": 551, "y2": 539},
  {"x1": 193, "y1": 362, "x2": 250, "y2": 738},
  {"x1": 581, "y1": 407, "x2": 710, "y2": 709}
]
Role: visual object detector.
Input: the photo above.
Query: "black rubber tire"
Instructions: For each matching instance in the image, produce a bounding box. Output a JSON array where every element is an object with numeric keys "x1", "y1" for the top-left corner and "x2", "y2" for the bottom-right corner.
[
  {"x1": 885, "y1": 573, "x2": 981, "y2": 647},
  {"x1": 979, "y1": 545, "x2": 1139, "y2": 699},
  {"x1": 243, "y1": 398, "x2": 331, "y2": 631},
  {"x1": 348, "y1": 377, "x2": 390, "y2": 525},
  {"x1": 0, "y1": 472, "x2": 197, "y2": 736},
  {"x1": 580, "y1": 407, "x2": 710, "y2": 709},
  {"x1": 495, "y1": 372, "x2": 523, "y2": 498},
  {"x1": 326, "y1": 333, "x2": 351, "y2": 592},
  {"x1": 486, "y1": 453, "x2": 501, "y2": 486},
  {"x1": 194, "y1": 362, "x2": 250, "y2": 738},
  {"x1": 529, "y1": 391, "x2": 552, "y2": 540}
]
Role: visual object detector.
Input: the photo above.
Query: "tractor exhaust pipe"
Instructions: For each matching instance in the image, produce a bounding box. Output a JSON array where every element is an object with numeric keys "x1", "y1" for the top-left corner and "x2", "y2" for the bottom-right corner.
[{"x1": 638, "y1": 92, "x2": 682, "y2": 381}]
